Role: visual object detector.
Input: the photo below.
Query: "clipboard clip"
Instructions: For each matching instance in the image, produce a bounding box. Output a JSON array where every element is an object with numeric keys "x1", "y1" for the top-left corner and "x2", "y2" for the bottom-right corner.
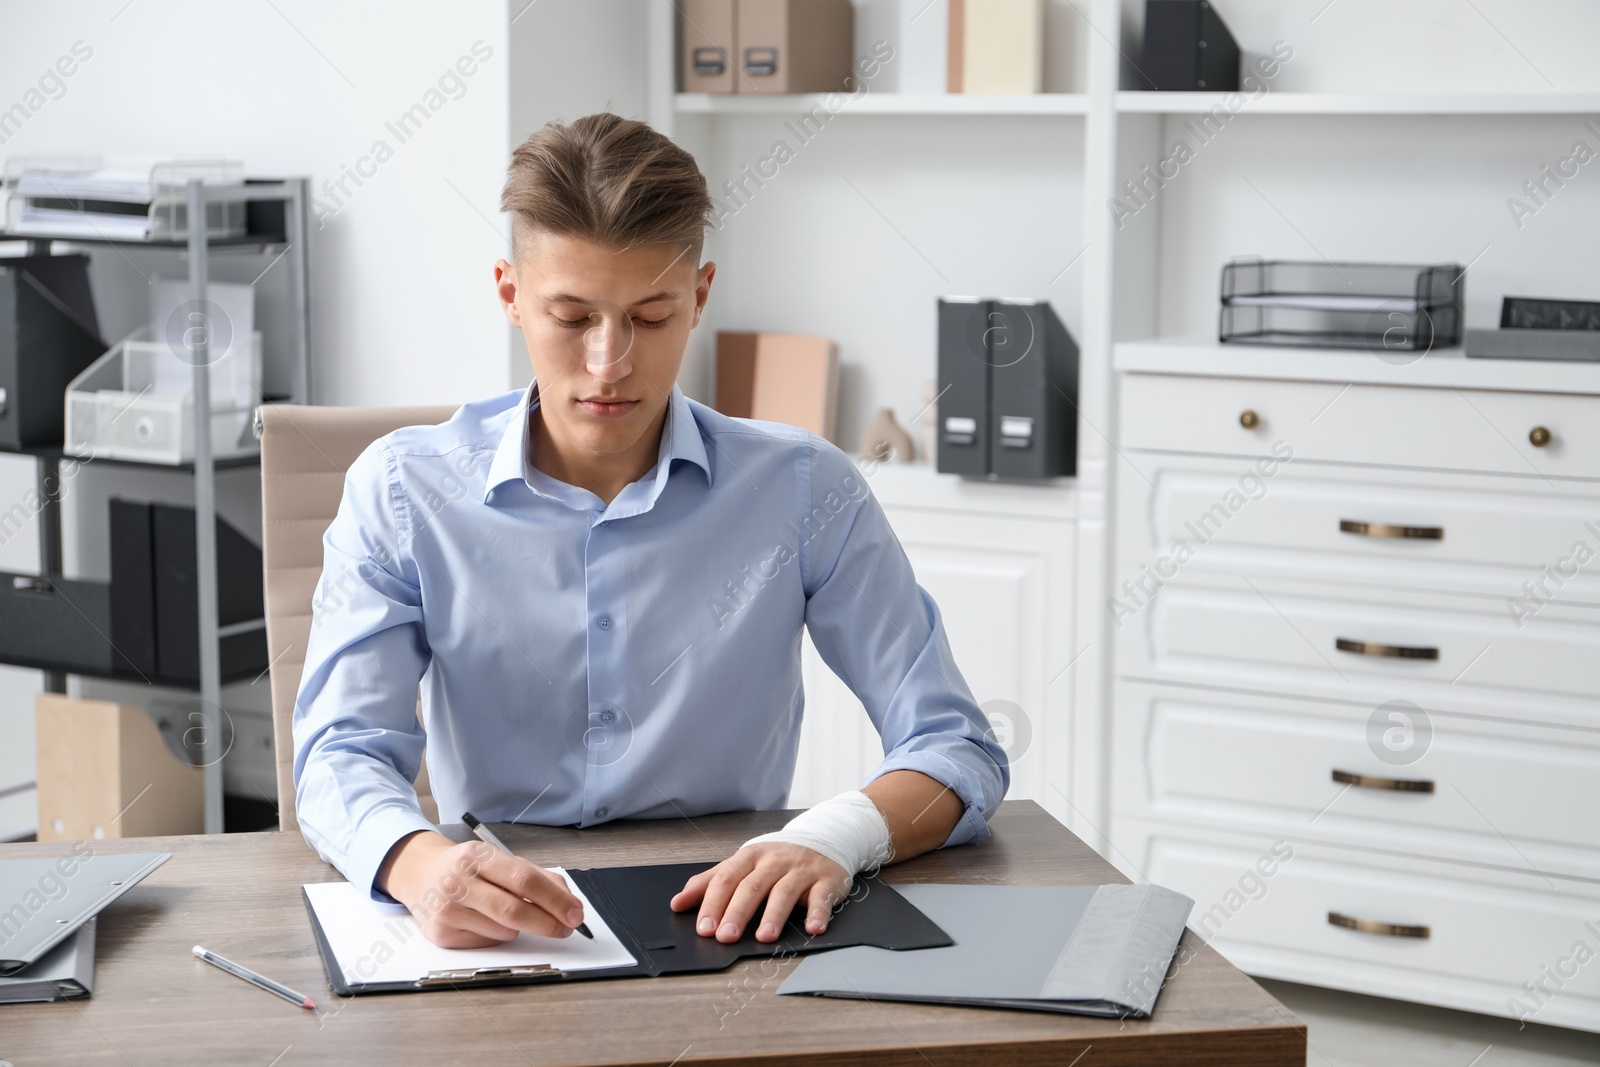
[{"x1": 419, "y1": 964, "x2": 565, "y2": 986}]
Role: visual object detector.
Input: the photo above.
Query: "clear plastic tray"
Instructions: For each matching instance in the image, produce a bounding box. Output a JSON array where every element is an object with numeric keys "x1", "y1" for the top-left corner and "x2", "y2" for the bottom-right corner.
[
  {"x1": 64, "y1": 325, "x2": 261, "y2": 464},
  {"x1": 3, "y1": 155, "x2": 247, "y2": 241}
]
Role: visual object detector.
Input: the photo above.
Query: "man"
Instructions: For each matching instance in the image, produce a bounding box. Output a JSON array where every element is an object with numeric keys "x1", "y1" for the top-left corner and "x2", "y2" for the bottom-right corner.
[{"x1": 292, "y1": 111, "x2": 1008, "y2": 950}]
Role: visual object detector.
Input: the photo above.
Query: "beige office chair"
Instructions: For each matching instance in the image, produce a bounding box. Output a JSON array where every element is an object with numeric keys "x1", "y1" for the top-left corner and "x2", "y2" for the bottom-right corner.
[{"x1": 258, "y1": 403, "x2": 455, "y2": 832}]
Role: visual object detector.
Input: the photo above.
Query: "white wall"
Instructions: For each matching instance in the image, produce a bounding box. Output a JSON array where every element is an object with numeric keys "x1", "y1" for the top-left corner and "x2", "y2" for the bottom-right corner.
[
  {"x1": 507, "y1": 0, "x2": 652, "y2": 389},
  {"x1": 0, "y1": 0, "x2": 513, "y2": 405}
]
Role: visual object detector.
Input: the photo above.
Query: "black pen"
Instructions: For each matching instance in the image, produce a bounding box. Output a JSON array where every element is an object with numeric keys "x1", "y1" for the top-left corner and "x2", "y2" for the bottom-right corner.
[{"x1": 462, "y1": 811, "x2": 594, "y2": 939}]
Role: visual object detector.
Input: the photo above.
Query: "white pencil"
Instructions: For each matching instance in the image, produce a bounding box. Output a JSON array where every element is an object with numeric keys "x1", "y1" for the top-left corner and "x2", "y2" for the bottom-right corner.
[{"x1": 193, "y1": 945, "x2": 316, "y2": 1010}]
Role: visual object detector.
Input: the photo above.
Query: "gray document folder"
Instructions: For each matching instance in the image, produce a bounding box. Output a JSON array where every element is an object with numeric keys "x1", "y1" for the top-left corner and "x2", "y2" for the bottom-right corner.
[
  {"x1": 0, "y1": 852, "x2": 169, "y2": 976},
  {"x1": 0, "y1": 918, "x2": 96, "y2": 1003},
  {"x1": 778, "y1": 883, "x2": 1194, "y2": 1018}
]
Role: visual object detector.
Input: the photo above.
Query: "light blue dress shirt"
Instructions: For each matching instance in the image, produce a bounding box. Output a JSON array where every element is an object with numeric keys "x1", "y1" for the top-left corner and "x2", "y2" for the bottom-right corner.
[{"x1": 292, "y1": 380, "x2": 1009, "y2": 898}]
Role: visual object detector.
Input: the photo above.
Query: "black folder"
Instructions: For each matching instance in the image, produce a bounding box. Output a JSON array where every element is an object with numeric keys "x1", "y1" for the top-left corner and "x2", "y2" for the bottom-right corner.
[
  {"x1": 149, "y1": 502, "x2": 268, "y2": 682},
  {"x1": 305, "y1": 860, "x2": 952, "y2": 996}
]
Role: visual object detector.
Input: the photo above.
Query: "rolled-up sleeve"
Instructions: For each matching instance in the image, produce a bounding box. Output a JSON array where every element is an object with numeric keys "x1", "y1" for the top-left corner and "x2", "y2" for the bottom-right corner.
[
  {"x1": 292, "y1": 439, "x2": 437, "y2": 900},
  {"x1": 799, "y1": 438, "x2": 1010, "y2": 848}
]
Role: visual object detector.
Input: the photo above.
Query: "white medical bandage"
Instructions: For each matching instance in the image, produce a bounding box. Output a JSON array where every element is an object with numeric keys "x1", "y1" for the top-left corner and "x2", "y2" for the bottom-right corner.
[{"x1": 741, "y1": 789, "x2": 893, "y2": 877}]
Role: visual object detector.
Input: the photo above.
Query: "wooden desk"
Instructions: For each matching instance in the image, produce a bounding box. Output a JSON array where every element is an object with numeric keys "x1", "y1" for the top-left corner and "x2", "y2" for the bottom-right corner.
[{"x1": 0, "y1": 801, "x2": 1305, "y2": 1065}]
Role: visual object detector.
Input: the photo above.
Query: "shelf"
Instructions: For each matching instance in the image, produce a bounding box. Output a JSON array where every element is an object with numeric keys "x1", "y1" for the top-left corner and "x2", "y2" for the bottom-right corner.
[
  {"x1": 0, "y1": 649, "x2": 264, "y2": 691},
  {"x1": 1117, "y1": 91, "x2": 1600, "y2": 115},
  {"x1": 0, "y1": 443, "x2": 261, "y2": 472},
  {"x1": 0, "y1": 177, "x2": 299, "y2": 249},
  {"x1": 0, "y1": 229, "x2": 287, "y2": 250},
  {"x1": 863, "y1": 460, "x2": 1078, "y2": 518},
  {"x1": 1114, "y1": 337, "x2": 1600, "y2": 396},
  {"x1": 2, "y1": 175, "x2": 310, "y2": 838},
  {"x1": 676, "y1": 92, "x2": 1089, "y2": 116}
]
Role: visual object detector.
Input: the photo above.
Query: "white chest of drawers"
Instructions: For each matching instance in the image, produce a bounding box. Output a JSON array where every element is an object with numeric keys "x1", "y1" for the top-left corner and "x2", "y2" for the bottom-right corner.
[{"x1": 1111, "y1": 340, "x2": 1600, "y2": 1033}]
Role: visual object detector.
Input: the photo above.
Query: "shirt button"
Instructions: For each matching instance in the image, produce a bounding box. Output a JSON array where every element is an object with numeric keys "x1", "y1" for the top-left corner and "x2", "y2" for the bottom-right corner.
[
  {"x1": 597, "y1": 614, "x2": 613, "y2": 630},
  {"x1": 595, "y1": 806, "x2": 609, "y2": 818}
]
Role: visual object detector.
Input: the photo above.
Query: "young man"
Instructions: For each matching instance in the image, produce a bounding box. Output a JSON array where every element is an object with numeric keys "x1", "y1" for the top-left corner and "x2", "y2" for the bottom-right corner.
[{"x1": 292, "y1": 112, "x2": 1008, "y2": 950}]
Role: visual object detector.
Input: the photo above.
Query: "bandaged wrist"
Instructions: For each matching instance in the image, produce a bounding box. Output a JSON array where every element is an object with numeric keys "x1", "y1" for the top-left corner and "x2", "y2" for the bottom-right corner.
[{"x1": 741, "y1": 789, "x2": 892, "y2": 876}]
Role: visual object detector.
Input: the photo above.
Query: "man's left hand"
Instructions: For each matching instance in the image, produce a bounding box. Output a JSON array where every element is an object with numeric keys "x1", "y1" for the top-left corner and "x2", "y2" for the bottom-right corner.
[{"x1": 669, "y1": 842, "x2": 851, "y2": 943}]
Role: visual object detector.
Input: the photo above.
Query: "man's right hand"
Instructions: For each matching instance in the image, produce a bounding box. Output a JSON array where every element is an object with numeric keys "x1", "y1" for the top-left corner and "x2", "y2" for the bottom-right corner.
[{"x1": 376, "y1": 830, "x2": 587, "y2": 948}]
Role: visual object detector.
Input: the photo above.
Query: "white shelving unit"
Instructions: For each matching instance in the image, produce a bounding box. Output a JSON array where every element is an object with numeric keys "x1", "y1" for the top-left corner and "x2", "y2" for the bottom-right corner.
[
  {"x1": 642, "y1": 0, "x2": 1101, "y2": 844},
  {"x1": 485, "y1": 0, "x2": 1600, "y2": 1029},
  {"x1": 0, "y1": 177, "x2": 313, "y2": 836},
  {"x1": 635, "y1": 0, "x2": 1600, "y2": 934},
  {"x1": 1095, "y1": 0, "x2": 1600, "y2": 1032},
  {"x1": 677, "y1": 92, "x2": 1091, "y2": 115},
  {"x1": 1117, "y1": 337, "x2": 1600, "y2": 393}
]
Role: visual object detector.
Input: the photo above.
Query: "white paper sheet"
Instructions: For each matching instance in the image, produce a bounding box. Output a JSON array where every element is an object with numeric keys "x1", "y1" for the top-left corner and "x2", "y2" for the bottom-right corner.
[{"x1": 303, "y1": 867, "x2": 637, "y2": 986}]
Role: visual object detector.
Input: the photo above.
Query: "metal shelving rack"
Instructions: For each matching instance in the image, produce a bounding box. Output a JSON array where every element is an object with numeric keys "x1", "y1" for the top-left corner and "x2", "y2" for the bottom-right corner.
[{"x1": 0, "y1": 175, "x2": 312, "y2": 833}]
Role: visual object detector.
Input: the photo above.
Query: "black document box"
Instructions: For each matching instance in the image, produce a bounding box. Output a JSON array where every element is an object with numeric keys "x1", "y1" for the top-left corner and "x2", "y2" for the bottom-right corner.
[
  {"x1": 1141, "y1": 0, "x2": 1241, "y2": 92},
  {"x1": 0, "y1": 253, "x2": 103, "y2": 448},
  {"x1": 109, "y1": 500, "x2": 267, "y2": 683},
  {"x1": 936, "y1": 297, "x2": 1078, "y2": 481}
]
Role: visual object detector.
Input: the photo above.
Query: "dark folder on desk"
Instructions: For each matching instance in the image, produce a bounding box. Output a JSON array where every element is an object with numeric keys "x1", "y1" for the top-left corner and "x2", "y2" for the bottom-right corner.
[
  {"x1": 0, "y1": 853, "x2": 169, "y2": 976},
  {"x1": 304, "y1": 860, "x2": 951, "y2": 996},
  {"x1": 0, "y1": 919, "x2": 96, "y2": 1003},
  {"x1": 778, "y1": 883, "x2": 1194, "y2": 1018}
]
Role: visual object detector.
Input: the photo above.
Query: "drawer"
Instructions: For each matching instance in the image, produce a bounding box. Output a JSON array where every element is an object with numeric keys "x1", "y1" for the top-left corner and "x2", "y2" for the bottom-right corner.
[
  {"x1": 1120, "y1": 372, "x2": 1600, "y2": 481},
  {"x1": 1118, "y1": 454, "x2": 1600, "y2": 603},
  {"x1": 1113, "y1": 816, "x2": 1600, "y2": 1032},
  {"x1": 1112, "y1": 681, "x2": 1600, "y2": 881},
  {"x1": 1115, "y1": 573, "x2": 1600, "y2": 726}
]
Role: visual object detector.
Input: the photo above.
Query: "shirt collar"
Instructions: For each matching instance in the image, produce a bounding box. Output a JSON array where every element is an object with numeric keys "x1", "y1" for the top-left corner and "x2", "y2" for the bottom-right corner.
[{"x1": 482, "y1": 378, "x2": 711, "y2": 505}]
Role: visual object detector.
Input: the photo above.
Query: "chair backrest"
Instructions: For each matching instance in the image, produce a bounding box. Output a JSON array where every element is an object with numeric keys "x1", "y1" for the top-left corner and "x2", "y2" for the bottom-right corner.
[{"x1": 259, "y1": 403, "x2": 455, "y2": 831}]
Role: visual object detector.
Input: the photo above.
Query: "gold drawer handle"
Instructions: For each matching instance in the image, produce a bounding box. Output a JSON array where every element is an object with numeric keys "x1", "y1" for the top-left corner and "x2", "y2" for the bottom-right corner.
[
  {"x1": 1332, "y1": 769, "x2": 1435, "y2": 793},
  {"x1": 1335, "y1": 638, "x2": 1439, "y2": 660},
  {"x1": 1529, "y1": 426, "x2": 1552, "y2": 448},
  {"x1": 1328, "y1": 912, "x2": 1430, "y2": 939},
  {"x1": 1239, "y1": 409, "x2": 1260, "y2": 429},
  {"x1": 1339, "y1": 520, "x2": 1444, "y2": 541}
]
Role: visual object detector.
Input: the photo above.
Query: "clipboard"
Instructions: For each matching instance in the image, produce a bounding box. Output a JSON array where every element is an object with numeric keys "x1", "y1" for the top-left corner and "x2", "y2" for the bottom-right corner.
[{"x1": 304, "y1": 860, "x2": 951, "y2": 995}]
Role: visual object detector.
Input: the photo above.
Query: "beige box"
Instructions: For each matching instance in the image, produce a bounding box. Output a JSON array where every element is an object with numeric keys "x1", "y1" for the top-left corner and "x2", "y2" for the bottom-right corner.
[
  {"x1": 680, "y1": 0, "x2": 736, "y2": 93},
  {"x1": 36, "y1": 692, "x2": 203, "y2": 840},
  {"x1": 715, "y1": 331, "x2": 838, "y2": 440},
  {"x1": 948, "y1": 0, "x2": 1043, "y2": 93},
  {"x1": 732, "y1": 0, "x2": 855, "y2": 94}
]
